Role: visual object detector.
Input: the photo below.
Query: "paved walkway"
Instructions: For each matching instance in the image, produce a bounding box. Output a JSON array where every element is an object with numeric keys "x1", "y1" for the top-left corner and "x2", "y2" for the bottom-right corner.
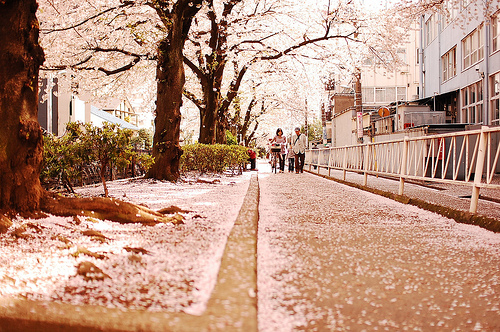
[
  {"x1": 305, "y1": 164, "x2": 500, "y2": 231},
  {"x1": 257, "y1": 164, "x2": 500, "y2": 331}
]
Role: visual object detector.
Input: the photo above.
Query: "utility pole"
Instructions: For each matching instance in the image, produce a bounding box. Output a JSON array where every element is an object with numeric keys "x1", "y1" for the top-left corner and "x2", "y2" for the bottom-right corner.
[
  {"x1": 354, "y1": 68, "x2": 363, "y2": 143},
  {"x1": 305, "y1": 98, "x2": 309, "y2": 147}
]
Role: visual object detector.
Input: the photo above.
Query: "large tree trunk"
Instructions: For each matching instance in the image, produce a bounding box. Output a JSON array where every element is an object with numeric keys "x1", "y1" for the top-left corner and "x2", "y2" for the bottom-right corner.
[
  {"x1": 186, "y1": 0, "x2": 240, "y2": 145},
  {"x1": 198, "y1": 86, "x2": 218, "y2": 144},
  {"x1": 147, "y1": 0, "x2": 202, "y2": 181},
  {"x1": 0, "y1": 0, "x2": 45, "y2": 212},
  {"x1": 216, "y1": 108, "x2": 228, "y2": 144},
  {"x1": 147, "y1": 37, "x2": 184, "y2": 181}
]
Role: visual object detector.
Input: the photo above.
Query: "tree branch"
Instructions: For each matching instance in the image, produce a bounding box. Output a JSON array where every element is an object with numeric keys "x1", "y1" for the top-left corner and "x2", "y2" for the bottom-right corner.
[
  {"x1": 41, "y1": 2, "x2": 135, "y2": 33},
  {"x1": 183, "y1": 89, "x2": 204, "y2": 110}
]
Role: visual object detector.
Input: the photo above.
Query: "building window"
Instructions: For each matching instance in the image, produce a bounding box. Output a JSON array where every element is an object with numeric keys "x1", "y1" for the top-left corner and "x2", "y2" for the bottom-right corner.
[
  {"x1": 425, "y1": 14, "x2": 438, "y2": 46},
  {"x1": 491, "y1": 72, "x2": 500, "y2": 125},
  {"x1": 363, "y1": 88, "x2": 374, "y2": 103},
  {"x1": 441, "y1": 0, "x2": 458, "y2": 27},
  {"x1": 462, "y1": 25, "x2": 484, "y2": 69},
  {"x1": 397, "y1": 87, "x2": 406, "y2": 101},
  {"x1": 396, "y1": 48, "x2": 407, "y2": 64},
  {"x1": 376, "y1": 87, "x2": 385, "y2": 102},
  {"x1": 493, "y1": 14, "x2": 499, "y2": 54},
  {"x1": 362, "y1": 87, "x2": 407, "y2": 104},
  {"x1": 442, "y1": 47, "x2": 457, "y2": 82},
  {"x1": 461, "y1": 81, "x2": 483, "y2": 123}
]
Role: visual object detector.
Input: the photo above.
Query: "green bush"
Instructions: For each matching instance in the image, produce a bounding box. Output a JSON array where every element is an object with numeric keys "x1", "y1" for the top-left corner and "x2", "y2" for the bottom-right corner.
[
  {"x1": 41, "y1": 123, "x2": 94, "y2": 192},
  {"x1": 41, "y1": 122, "x2": 154, "y2": 195},
  {"x1": 180, "y1": 143, "x2": 249, "y2": 174},
  {"x1": 225, "y1": 131, "x2": 238, "y2": 145}
]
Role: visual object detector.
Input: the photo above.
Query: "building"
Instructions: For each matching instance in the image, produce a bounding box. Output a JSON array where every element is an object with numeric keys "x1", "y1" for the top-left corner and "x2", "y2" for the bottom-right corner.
[
  {"x1": 362, "y1": 22, "x2": 421, "y2": 110},
  {"x1": 421, "y1": 0, "x2": 500, "y2": 126},
  {"x1": 38, "y1": 77, "x2": 91, "y2": 136},
  {"x1": 38, "y1": 77, "x2": 140, "y2": 135},
  {"x1": 325, "y1": 0, "x2": 499, "y2": 147},
  {"x1": 90, "y1": 106, "x2": 139, "y2": 131},
  {"x1": 325, "y1": 22, "x2": 421, "y2": 146},
  {"x1": 93, "y1": 98, "x2": 139, "y2": 128}
]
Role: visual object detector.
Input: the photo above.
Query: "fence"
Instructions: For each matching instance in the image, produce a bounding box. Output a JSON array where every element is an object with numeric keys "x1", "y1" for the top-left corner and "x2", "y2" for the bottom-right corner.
[{"x1": 305, "y1": 126, "x2": 500, "y2": 213}]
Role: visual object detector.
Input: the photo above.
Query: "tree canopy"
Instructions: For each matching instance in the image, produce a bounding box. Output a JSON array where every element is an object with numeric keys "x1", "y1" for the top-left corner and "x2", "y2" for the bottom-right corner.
[{"x1": 36, "y1": 0, "x2": 416, "y2": 180}]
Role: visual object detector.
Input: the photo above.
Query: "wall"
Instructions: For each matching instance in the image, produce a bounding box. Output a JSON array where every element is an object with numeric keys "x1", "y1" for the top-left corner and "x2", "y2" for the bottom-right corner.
[{"x1": 331, "y1": 110, "x2": 356, "y2": 147}]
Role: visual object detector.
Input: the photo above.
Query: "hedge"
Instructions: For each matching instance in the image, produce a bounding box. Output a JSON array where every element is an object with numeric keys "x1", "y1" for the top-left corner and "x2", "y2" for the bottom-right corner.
[{"x1": 180, "y1": 143, "x2": 249, "y2": 174}]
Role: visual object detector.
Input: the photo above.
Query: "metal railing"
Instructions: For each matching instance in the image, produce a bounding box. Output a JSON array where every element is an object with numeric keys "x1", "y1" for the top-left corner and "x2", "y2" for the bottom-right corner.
[{"x1": 306, "y1": 126, "x2": 500, "y2": 213}]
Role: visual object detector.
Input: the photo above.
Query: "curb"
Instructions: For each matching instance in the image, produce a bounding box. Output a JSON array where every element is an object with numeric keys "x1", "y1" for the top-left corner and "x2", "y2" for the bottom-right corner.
[
  {"x1": 200, "y1": 173, "x2": 259, "y2": 331},
  {"x1": 307, "y1": 171, "x2": 500, "y2": 233},
  {"x1": 0, "y1": 174, "x2": 260, "y2": 331}
]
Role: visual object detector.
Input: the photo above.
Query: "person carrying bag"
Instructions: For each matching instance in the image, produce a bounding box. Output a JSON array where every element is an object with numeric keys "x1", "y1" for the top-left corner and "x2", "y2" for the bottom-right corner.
[{"x1": 291, "y1": 126, "x2": 307, "y2": 173}]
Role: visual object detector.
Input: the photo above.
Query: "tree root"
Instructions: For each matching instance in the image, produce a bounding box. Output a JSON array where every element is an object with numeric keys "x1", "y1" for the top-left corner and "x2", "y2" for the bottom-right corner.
[
  {"x1": 0, "y1": 214, "x2": 13, "y2": 234},
  {"x1": 157, "y1": 205, "x2": 192, "y2": 214},
  {"x1": 41, "y1": 193, "x2": 184, "y2": 225}
]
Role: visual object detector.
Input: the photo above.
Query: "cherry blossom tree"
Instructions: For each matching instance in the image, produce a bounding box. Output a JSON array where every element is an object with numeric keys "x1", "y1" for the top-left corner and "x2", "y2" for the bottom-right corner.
[
  {"x1": 37, "y1": 0, "x2": 412, "y2": 180},
  {"x1": 183, "y1": 0, "x2": 413, "y2": 144},
  {"x1": 0, "y1": 0, "x2": 45, "y2": 213},
  {"x1": 39, "y1": 0, "x2": 203, "y2": 181},
  {"x1": 0, "y1": 0, "x2": 190, "y2": 225}
]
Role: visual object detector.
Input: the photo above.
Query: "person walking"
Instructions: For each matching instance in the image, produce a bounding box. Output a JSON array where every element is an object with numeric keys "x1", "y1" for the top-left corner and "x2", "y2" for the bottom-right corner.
[
  {"x1": 292, "y1": 126, "x2": 306, "y2": 173},
  {"x1": 286, "y1": 142, "x2": 295, "y2": 172},
  {"x1": 248, "y1": 147, "x2": 257, "y2": 171},
  {"x1": 270, "y1": 128, "x2": 287, "y2": 173}
]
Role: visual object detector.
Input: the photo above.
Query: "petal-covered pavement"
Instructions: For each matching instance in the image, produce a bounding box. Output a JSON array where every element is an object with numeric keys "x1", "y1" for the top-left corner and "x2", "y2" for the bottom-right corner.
[{"x1": 257, "y1": 164, "x2": 500, "y2": 331}]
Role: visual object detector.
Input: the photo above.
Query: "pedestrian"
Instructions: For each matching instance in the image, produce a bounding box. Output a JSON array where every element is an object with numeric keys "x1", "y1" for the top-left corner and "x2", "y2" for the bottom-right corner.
[
  {"x1": 286, "y1": 142, "x2": 295, "y2": 172},
  {"x1": 292, "y1": 126, "x2": 306, "y2": 173},
  {"x1": 248, "y1": 147, "x2": 257, "y2": 171},
  {"x1": 270, "y1": 128, "x2": 287, "y2": 173}
]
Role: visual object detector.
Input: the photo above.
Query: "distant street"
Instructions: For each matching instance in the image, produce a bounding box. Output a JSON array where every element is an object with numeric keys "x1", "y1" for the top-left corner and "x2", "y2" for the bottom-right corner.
[{"x1": 256, "y1": 161, "x2": 500, "y2": 331}]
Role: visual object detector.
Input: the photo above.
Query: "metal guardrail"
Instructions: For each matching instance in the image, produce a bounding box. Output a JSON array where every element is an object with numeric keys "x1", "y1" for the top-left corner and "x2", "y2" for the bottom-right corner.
[{"x1": 305, "y1": 126, "x2": 500, "y2": 213}]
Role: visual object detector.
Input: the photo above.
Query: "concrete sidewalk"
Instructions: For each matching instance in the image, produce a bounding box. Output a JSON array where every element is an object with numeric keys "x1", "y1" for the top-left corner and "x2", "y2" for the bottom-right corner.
[
  {"x1": 305, "y1": 165, "x2": 500, "y2": 233},
  {"x1": 257, "y1": 168, "x2": 500, "y2": 331}
]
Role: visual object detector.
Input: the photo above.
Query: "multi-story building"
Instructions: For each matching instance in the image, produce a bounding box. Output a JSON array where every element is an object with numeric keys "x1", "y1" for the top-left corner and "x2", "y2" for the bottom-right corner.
[
  {"x1": 362, "y1": 22, "x2": 421, "y2": 110},
  {"x1": 324, "y1": 21, "x2": 422, "y2": 146},
  {"x1": 421, "y1": 0, "x2": 500, "y2": 126},
  {"x1": 325, "y1": 0, "x2": 499, "y2": 147}
]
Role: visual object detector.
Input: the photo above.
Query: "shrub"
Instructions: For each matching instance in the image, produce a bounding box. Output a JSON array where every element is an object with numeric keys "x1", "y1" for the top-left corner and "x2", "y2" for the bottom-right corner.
[
  {"x1": 225, "y1": 131, "x2": 238, "y2": 145},
  {"x1": 180, "y1": 143, "x2": 249, "y2": 174},
  {"x1": 41, "y1": 122, "x2": 154, "y2": 195},
  {"x1": 41, "y1": 123, "x2": 93, "y2": 192}
]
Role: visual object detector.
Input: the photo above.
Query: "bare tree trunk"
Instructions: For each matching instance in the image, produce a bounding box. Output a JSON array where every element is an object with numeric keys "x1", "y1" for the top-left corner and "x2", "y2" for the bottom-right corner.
[
  {"x1": 184, "y1": 0, "x2": 242, "y2": 145},
  {"x1": 0, "y1": 0, "x2": 45, "y2": 212},
  {"x1": 147, "y1": 38, "x2": 184, "y2": 181},
  {"x1": 147, "y1": 0, "x2": 203, "y2": 181},
  {"x1": 216, "y1": 108, "x2": 228, "y2": 144},
  {"x1": 100, "y1": 162, "x2": 109, "y2": 197},
  {"x1": 198, "y1": 88, "x2": 218, "y2": 144}
]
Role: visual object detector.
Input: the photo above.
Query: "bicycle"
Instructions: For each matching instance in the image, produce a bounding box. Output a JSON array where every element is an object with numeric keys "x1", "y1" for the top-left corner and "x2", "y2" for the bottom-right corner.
[{"x1": 270, "y1": 144, "x2": 281, "y2": 174}]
